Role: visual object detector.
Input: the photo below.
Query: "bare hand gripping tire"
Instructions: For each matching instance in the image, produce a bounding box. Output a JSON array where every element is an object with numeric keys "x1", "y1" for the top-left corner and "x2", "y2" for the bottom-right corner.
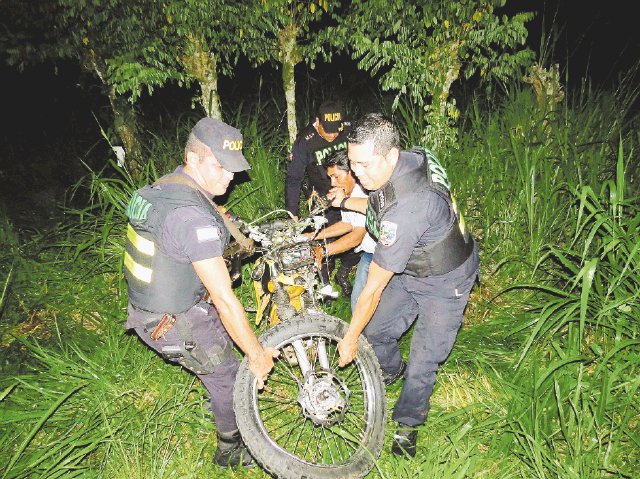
[{"x1": 234, "y1": 313, "x2": 387, "y2": 479}]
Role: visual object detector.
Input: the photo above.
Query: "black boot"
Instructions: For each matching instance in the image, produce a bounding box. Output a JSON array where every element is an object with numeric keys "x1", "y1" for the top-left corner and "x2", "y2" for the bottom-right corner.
[
  {"x1": 213, "y1": 429, "x2": 254, "y2": 468},
  {"x1": 334, "y1": 265, "x2": 353, "y2": 297},
  {"x1": 382, "y1": 360, "x2": 406, "y2": 386},
  {"x1": 391, "y1": 423, "x2": 418, "y2": 457}
]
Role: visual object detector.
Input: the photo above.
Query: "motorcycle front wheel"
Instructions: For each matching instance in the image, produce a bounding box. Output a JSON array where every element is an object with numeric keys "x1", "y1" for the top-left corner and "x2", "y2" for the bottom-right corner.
[{"x1": 233, "y1": 313, "x2": 387, "y2": 479}]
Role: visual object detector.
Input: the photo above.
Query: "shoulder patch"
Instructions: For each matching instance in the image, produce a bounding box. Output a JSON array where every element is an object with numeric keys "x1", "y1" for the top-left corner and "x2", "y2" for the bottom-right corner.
[
  {"x1": 379, "y1": 221, "x2": 398, "y2": 247},
  {"x1": 196, "y1": 226, "x2": 220, "y2": 242}
]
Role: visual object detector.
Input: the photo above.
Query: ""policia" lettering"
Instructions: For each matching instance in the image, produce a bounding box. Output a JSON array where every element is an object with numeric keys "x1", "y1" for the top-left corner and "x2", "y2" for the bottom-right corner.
[
  {"x1": 314, "y1": 141, "x2": 347, "y2": 165},
  {"x1": 323, "y1": 112, "x2": 341, "y2": 122},
  {"x1": 222, "y1": 139, "x2": 243, "y2": 151}
]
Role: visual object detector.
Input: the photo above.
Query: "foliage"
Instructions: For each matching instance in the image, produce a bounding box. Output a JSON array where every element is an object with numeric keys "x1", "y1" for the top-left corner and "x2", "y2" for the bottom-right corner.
[
  {"x1": 239, "y1": 0, "x2": 339, "y2": 144},
  {"x1": 108, "y1": 0, "x2": 248, "y2": 119},
  {"x1": 500, "y1": 145, "x2": 640, "y2": 477},
  {"x1": 2, "y1": 72, "x2": 640, "y2": 478},
  {"x1": 330, "y1": 0, "x2": 535, "y2": 151},
  {"x1": 240, "y1": 0, "x2": 336, "y2": 68},
  {"x1": 0, "y1": 1, "x2": 62, "y2": 69}
]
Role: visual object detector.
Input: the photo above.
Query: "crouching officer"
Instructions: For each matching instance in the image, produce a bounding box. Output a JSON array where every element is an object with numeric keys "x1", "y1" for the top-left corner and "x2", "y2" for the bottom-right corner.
[
  {"x1": 332, "y1": 113, "x2": 479, "y2": 457},
  {"x1": 123, "y1": 117, "x2": 279, "y2": 468}
]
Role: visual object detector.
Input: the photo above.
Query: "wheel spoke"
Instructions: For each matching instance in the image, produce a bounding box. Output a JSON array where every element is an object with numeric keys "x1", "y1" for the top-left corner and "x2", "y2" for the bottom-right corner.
[
  {"x1": 292, "y1": 415, "x2": 309, "y2": 455},
  {"x1": 271, "y1": 415, "x2": 308, "y2": 444},
  {"x1": 267, "y1": 374, "x2": 299, "y2": 387},
  {"x1": 276, "y1": 358, "x2": 304, "y2": 384},
  {"x1": 343, "y1": 413, "x2": 367, "y2": 439},
  {"x1": 261, "y1": 401, "x2": 300, "y2": 423},
  {"x1": 266, "y1": 413, "x2": 306, "y2": 436},
  {"x1": 320, "y1": 426, "x2": 333, "y2": 463}
]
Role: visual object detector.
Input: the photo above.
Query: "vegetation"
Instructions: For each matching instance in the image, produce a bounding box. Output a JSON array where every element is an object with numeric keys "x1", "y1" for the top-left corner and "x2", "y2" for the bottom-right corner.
[
  {"x1": 2, "y1": 67, "x2": 638, "y2": 476},
  {"x1": 1, "y1": 1, "x2": 639, "y2": 478},
  {"x1": 330, "y1": 0, "x2": 534, "y2": 151}
]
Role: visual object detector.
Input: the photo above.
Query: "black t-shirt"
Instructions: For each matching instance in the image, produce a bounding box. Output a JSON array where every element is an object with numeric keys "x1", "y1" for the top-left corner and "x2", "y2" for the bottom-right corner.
[
  {"x1": 284, "y1": 122, "x2": 350, "y2": 216},
  {"x1": 371, "y1": 151, "x2": 453, "y2": 274}
]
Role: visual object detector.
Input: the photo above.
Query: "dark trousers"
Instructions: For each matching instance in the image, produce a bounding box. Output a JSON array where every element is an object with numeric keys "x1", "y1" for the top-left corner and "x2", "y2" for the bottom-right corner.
[
  {"x1": 363, "y1": 245, "x2": 479, "y2": 426},
  {"x1": 337, "y1": 249, "x2": 361, "y2": 271},
  {"x1": 128, "y1": 301, "x2": 239, "y2": 433}
]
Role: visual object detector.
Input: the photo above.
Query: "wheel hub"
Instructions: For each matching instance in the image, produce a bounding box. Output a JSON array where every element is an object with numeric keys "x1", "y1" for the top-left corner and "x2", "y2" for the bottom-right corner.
[{"x1": 298, "y1": 370, "x2": 349, "y2": 425}]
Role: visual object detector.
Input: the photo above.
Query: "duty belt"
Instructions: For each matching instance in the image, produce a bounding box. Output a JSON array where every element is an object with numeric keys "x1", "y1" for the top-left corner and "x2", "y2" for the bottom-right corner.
[{"x1": 137, "y1": 306, "x2": 234, "y2": 374}]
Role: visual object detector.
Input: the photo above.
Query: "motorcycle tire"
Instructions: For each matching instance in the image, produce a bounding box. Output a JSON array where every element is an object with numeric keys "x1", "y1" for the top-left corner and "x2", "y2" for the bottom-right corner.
[{"x1": 233, "y1": 313, "x2": 387, "y2": 479}]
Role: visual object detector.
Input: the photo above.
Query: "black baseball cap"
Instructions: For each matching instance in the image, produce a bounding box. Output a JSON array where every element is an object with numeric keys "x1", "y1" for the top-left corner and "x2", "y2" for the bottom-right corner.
[
  {"x1": 191, "y1": 118, "x2": 251, "y2": 172},
  {"x1": 318, "y1": 101, "x2": 344, "y2": 134}
]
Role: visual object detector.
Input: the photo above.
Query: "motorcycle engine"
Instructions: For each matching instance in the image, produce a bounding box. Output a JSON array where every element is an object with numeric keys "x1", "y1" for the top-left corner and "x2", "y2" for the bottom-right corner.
[{"x1": 277, "y1": 243, "x2": 314, "y2": 271}]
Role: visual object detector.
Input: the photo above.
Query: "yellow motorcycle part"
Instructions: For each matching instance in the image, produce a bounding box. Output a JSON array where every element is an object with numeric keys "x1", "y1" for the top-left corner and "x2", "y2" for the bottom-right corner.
[
  {"x1": 268, "y1": 284, "x2": 307, "y2": 327},
  {"x1": 254, "y1": 268, "x2": 309, "y2": 327},
  {"x1": 253, "y1": 280, "x2": 271, "y2": 326}
]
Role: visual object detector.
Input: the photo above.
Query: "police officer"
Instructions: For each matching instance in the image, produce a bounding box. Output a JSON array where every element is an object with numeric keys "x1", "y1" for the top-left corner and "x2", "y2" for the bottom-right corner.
[
  {"x1": 330, "y1": 113, "x2": 479, "y2": 457},
  {"x1": 123, "y1": 118, "x2": 279, "y2": 468},
  {"x1": 285, "y1": 100, "x2": 357, "y2": 295}
]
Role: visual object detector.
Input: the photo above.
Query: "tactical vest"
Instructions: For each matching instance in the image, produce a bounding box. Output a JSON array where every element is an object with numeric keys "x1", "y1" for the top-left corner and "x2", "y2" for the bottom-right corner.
[
  {"x1": 366, "y1": 148, "x2": 474, "y2": 277},
  {"x1": 124, "y1": 175, "x2": 229, "y2": 313}
]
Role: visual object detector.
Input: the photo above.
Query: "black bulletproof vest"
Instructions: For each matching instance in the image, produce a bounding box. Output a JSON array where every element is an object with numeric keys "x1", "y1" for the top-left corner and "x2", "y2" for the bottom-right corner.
[
  {"x1": 366, "y1": 148, "x2": 474, "y2": 277},
  {"x1": 124, "y1": 175, "x2": 229, "y2": 313}
]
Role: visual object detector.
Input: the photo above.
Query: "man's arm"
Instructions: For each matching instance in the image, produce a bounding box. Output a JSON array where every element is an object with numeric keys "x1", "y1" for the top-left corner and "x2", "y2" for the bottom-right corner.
[
  {"x1": 338, "y1": 261, "x2": 394, "y2": 366},
  {"x1": 327, "y1": 187, "x2": 368, "y2": 214},
  {"x1": 193, "y1": 257, "x2": 278, "y2": 387},
  {"x1": 325, "y1": 226, "x2": 366, "y2": 256},
  {"x1": 306, "y1": 220, "x2": 353, "y2": 241}
]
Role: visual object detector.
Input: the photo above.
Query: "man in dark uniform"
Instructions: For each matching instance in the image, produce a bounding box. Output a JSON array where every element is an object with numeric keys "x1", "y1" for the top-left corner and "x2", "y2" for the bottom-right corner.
[
  {"x1": 123, "y1": 118, "x2": 278, "y2": 468},
  {"x1": 284, "y1": 100, "x2": 358, "y2": 295},
  {"x1": 330, "y1": 113, "x2": 479, "y2": 457}
]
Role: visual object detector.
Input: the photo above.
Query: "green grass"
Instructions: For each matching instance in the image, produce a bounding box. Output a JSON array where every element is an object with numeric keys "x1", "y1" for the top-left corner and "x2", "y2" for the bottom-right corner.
[{"x1": 1, "y1": 73, "x2": 639, "y2": 478}]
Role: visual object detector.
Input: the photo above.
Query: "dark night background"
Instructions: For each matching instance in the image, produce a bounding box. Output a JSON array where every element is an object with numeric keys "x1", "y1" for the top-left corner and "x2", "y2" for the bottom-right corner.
[{"x1": 0, "y1": 1, "x2": 638, "y2": 224}]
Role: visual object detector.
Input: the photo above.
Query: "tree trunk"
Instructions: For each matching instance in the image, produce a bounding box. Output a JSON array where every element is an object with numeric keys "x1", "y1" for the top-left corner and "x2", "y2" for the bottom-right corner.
[
  {"x1": 198, "y1": 62, "x2": 222, "y2": 120},
  {"x1": 434, "y1": 41, "x2": 461, "y2": 118},
  {"x1": 109, "y1": 88, "x2": 143, "y2": 179},
  {"x1": 181, "y1": 34, "x2": 222, "y2": 119},
  {"x1": 279, "y1": 24, "x2": 301, "y2": 147},
  {"x1": 90, "y1": 57, "x2": 143, "y2": 180}
]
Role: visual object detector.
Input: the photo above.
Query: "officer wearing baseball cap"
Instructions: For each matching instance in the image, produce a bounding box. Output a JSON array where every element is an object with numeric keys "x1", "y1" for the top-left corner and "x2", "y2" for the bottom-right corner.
[
  {"x1": 285, "y1": 100, "x2": 359, "y2": 296},
  {"x1": 191, "y1": 117, "x2": 251, "y2": 172},
  {"x1": 123, "y1": 117, "x2": 279, "y2": 469},
  {"x1": 329, "y1": 113, "x2": 479, "y2": 458}
]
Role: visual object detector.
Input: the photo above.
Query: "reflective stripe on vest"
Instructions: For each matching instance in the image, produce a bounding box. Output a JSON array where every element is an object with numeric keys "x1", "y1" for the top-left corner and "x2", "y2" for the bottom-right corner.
[
  {"x1": 124, "y1": 224, "x2": 155, "y2": 283},
  {"x1": 124, "y1": 251, "x2": 153, "y2": 283},
  {"x1": 123, "y1": 174, "x2": 222, "y2": 314},
  {"x1": 127, "y1": 223, "x2": 155, "y2": 256}
]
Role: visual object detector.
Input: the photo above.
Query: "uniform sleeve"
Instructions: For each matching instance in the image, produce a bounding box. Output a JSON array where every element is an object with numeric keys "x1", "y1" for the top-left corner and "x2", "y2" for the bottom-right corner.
[
  {"x1": 162, "y1": 206, "x2": 225, "y2": 263},
  {"x1": 372, "y1": 196, "x2": 430, "y2": 274},
  {"x1": 285, "y1": 139, "x2": 309, "y2": 215}
]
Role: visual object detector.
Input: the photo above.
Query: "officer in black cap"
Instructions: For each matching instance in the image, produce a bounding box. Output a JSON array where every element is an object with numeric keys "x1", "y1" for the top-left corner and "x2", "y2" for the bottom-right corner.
[
  {"x1": 123, "y1": 117, "x2": 279, "y2": 468},
  {"x1": 285, "y1": 100, "x2": 358, "y2": 295},
  {"x1": 329, "y1": 113, "x2": 479, "y2": 458}
]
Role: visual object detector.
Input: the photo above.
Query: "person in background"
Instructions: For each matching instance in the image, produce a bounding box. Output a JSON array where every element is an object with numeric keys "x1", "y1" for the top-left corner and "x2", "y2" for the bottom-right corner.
[
  {"x1": 123, "y1": 118, "x2": 279, "y2": 469},
  {"x1": 285, "y1": 100, "x2": 358, "y2": 297},
  {"x1": 330, "y1": 113, "x2": 479, "y2": 458},
  {"x1": 304, "y1": 150, "x2": 375, "y2": 309}
]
